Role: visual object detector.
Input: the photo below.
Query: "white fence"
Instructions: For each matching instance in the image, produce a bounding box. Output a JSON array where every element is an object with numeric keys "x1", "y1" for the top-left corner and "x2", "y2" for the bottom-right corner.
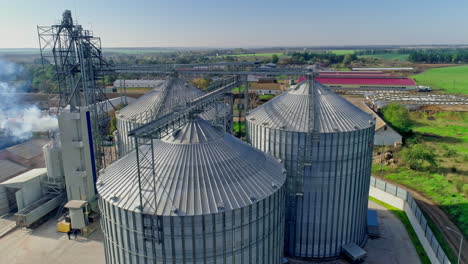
[{"x1": 369, "y1": 176, "x2": 451, "y2": 264}]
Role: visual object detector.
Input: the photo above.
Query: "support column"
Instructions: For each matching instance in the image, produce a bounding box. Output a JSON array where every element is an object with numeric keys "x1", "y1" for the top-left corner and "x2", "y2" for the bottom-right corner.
[{"x1": 243, "y1": 75, "x2": 249, "y2": 138}]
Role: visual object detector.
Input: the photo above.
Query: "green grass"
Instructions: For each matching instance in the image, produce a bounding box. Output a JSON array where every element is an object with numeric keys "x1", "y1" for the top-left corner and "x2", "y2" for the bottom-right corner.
[
  {"x1": 329, "y1": 49, "x2": 355, "y2": 55},
  {"x1": 259, "y1": 94, "x2": 275, "y2": 100},
  {"x1": 233, "y1": 122, "x2": 246, "y2": 138},
  {"x1": 359, "y1": 54, "x2": 409, "y2": 61},
  {"x1": 411, "y1": 112, "x2": 468, "y2": 154},
  {"x1": 411, "y1": 65, "x2": 468, "y2": 94},
  {"x1": 369, "y1": 197, "x2": 431, "y2": 264},
  {"x1": 232, "y1": 85, "x2": 246, "y2": 93},
  {"x1": 374, "y1": 111, "x2": 468, "y2": 238}
]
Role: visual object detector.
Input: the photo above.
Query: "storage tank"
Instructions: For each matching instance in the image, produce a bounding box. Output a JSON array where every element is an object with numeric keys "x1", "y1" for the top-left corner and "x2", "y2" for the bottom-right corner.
[
  {"x1": 43, "y1": 136, "x2": 64, "y2": 180},
  {"x1": 246, "y1": 75, "x2": 375, "y2": 259},
  {"x1": 98, "y1": 118, "x2": 287, "y2": 264},
  {"x1": 115, "y1": 76, "x2": 232, "y2": 157}
]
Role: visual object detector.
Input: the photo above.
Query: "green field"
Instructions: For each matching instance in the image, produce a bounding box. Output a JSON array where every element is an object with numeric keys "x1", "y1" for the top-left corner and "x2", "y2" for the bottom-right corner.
[
  {"x1": 411, "y1": 65, "x2": 468, "y2": 94},
  {"x1": 359, "y1": 54, "x2": 409, "y2": 61},
  {"x1": 329, "y1": 49, "x2": 355, "y2": 55},
  {"x1": 412, "y1": 112, "x2": 468, "y2": 154},
  {"x1": 374, "y1": 111, "x2": 468, "y2": 238}
]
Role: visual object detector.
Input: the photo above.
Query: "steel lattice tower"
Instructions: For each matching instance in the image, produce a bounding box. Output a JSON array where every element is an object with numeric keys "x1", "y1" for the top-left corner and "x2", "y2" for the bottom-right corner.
[{"x1": 38, "y1": 10, "x2": 114, "y2": 170}]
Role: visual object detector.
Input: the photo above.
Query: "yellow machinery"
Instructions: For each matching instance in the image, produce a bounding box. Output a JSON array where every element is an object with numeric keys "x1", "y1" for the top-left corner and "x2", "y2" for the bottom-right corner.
[{"x1": 56, "y1": 220, "x2": 71, "y2": 233}]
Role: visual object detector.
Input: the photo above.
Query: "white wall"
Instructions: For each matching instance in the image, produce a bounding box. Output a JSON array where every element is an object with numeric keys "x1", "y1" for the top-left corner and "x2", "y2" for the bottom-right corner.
[
  {"x1": 374, "y1": 126, "x2": 402, "y2": 146},
  {"x1": 59, "y1": 107, "x2": 96, "y2": 202},
  {"x1": 0, "y1": 186, "x2": 9, "y2": 215}
]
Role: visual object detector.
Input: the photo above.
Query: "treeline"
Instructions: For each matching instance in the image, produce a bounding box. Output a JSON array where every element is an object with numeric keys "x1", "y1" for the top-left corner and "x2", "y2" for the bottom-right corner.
[
  {"x1": 106, "y1": 50, "x2": 227, "y2": 65},
  {"x1": 408, "y1": 49, "x2": 468, "y2": 63},
  {"x1": 356, "y1": 48, "x2": 468, "y2": 63},
  {"x1": 282, "y1": 52, "x2": 357, "y2": 65},
  {"x1": 355, "y1": 49, "x2": 412, "y2": 55}
]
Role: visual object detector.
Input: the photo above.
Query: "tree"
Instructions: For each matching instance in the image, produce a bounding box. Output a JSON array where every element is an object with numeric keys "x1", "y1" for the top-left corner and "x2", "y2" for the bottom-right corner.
[
  {"x1": 271, "y1": 54, "x2": 279, "y2": 64},
  {"x1": 109, "y1": 103, "x2": 126, "y2": 135},
  {"x1": 191, "y1": 78, "x2": 211, "y2": 90},
  {"x1": 342, "y1": 54, "x2": 356, "y2": 66},
  {"x1": 381, "y1": 103, "x2": 412, "y2": 133},
  {"x1": 400, "y1": 143, "x2": 438, "y2": 170}
]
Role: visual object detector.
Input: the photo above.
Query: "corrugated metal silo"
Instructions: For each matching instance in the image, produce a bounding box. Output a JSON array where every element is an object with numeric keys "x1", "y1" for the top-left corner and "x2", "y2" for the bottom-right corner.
[
  {"x1": 98, "y1": 118, "x2": 287, "y2": 264},
  {"x1": 115, "y1": 76, "x2": 231, "y2": 156},
  {"x1": 246, "y1": 76, "x2": 375, "y2": 259}
]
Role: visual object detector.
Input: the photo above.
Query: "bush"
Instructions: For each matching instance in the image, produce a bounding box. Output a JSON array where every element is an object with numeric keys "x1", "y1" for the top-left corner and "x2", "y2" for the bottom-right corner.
[
  {"x1": 400, "y1": 143, "x2": 438, "y2": 170},
  {"x1": 381, "y1": 103, "x2": 412, "y2": 133}
]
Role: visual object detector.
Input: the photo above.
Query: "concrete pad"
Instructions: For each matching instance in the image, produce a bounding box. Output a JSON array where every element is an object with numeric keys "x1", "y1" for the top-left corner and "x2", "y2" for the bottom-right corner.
[
  {"x1": 0, "y1": 201, "x2": 421, "y2": 264},
  {"x1": 0, "y1": 214, "x2": 17, "y2": 238},
  {"x1": 0, "y1": 217, "x2": 105, "y2": 264},
  {"x1": 288, "y1": 200, "x2": 420, "y2": 264},
  {"x1": 365, "y1": 200, "x2": 420, "y2": 264}
]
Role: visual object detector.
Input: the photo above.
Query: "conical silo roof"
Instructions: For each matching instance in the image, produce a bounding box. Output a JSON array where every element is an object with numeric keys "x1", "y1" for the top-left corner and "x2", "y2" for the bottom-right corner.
[
  {"x1": 246, "y1": 77, "x2": 374, "y2": 132},
  {"x1": 97, "y1": 118, "x2": 286, "y2": 216},
  {"x1": 117, "y1": 77, "x2": 205, "y2": 122}
]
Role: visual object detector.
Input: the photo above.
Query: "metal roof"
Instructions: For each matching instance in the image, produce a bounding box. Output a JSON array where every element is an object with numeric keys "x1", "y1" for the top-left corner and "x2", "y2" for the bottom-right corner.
[
  {"x1": 344, "y1": 96, "x2": 387, "y2": 131},
  {"x1": 247, "y1": 78, "x2": 374, "y2": 133},
  {"x1": 117, "y1": 77, "x2": 228, "y2": 123},
  {"x1": 317, "y1": 77, "x2": 416, "y2": 86},
  {"x1": 5, "y1": 138, "x2": 49, "y2": 160},
  {"x1": 0, "y1": 160, "x2": 28, "y2": 183},
  {"x1": 1, "y1": 168, "x2": 46, "y2": 187},
  {"x1": 97, "y1": 119, "x2": 286, "y2": 216}
]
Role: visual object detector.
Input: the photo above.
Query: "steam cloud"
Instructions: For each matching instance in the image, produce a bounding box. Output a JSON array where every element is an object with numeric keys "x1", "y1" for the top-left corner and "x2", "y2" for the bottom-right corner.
[{"x1": 0, "y1": 59, "x2": 58, "y2": 139}]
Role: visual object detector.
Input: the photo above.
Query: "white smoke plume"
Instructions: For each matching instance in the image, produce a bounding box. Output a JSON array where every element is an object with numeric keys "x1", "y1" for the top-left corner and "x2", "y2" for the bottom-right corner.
[{"x1": 0, "y1": 59, "x2": 58, "y2": 140}]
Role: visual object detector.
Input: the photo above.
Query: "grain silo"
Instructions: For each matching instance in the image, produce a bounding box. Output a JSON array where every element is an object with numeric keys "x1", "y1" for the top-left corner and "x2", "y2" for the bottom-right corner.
[
  {"x1": 98, "y1": 118, "x2": 287, "y2": 264},
  {"x1": 246, "y1": 75, "x2": 375, "y2": 259},
  {"x1": 115, "y1": 76, "x2": 231, "y2": 156}
]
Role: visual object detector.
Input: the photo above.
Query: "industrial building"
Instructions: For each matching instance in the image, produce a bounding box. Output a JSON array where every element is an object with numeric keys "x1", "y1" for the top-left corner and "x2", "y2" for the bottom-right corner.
[
  {"x1": 297, "y1": 71, "x2": 418, "y2": 90},
  {"x1": 344, "y1": 96, "x2": 402, "y2": 146},
  {"x1": 98, "y1": 119, "x2": 287, "y2": 263},
  {"x1": 115, "y1": 76, "x2": 232, "y2": 156},
  {"x1": 246, "y1": 75, "x2": 375, "y2": 259}
]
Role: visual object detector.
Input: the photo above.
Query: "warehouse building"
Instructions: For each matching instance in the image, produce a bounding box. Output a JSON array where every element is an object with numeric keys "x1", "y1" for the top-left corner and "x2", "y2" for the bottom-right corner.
[
  {"x1": 299, "y1": 72, "x2": 417, "y2": 90},
  {"x1": 344, "y1": 96, "x2": 402, "y2": 146},
  {"x1": 317, "y1": 76, "x2": 416, "y2": 89},
  {"x1": 317, "y1": 71, "x2": 416, "y2": 89}
]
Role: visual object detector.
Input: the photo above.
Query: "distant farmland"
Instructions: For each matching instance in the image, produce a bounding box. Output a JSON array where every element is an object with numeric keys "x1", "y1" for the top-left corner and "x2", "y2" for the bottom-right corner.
[
  {"x1": 226, "y1": 50, "x2": 356, "y2": 58},
  {"x1": 329, "y1": 49, "x2": 355, "y2": 55},
  {"x1": 226, "y1": 52, "x2": 284, "y2": 57},
  {"x1": 412, "y1": 65, "x2": 468, "y2": 94},
  {"x1": 359, "y1": 54, "x2": 409, "y2": 61}
]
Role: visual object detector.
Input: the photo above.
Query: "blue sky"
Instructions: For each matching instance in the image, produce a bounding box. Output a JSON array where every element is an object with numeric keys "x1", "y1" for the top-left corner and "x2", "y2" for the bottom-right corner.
[{"x1": 1, "y1": 0, "x2": 467, "y2": 48}]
